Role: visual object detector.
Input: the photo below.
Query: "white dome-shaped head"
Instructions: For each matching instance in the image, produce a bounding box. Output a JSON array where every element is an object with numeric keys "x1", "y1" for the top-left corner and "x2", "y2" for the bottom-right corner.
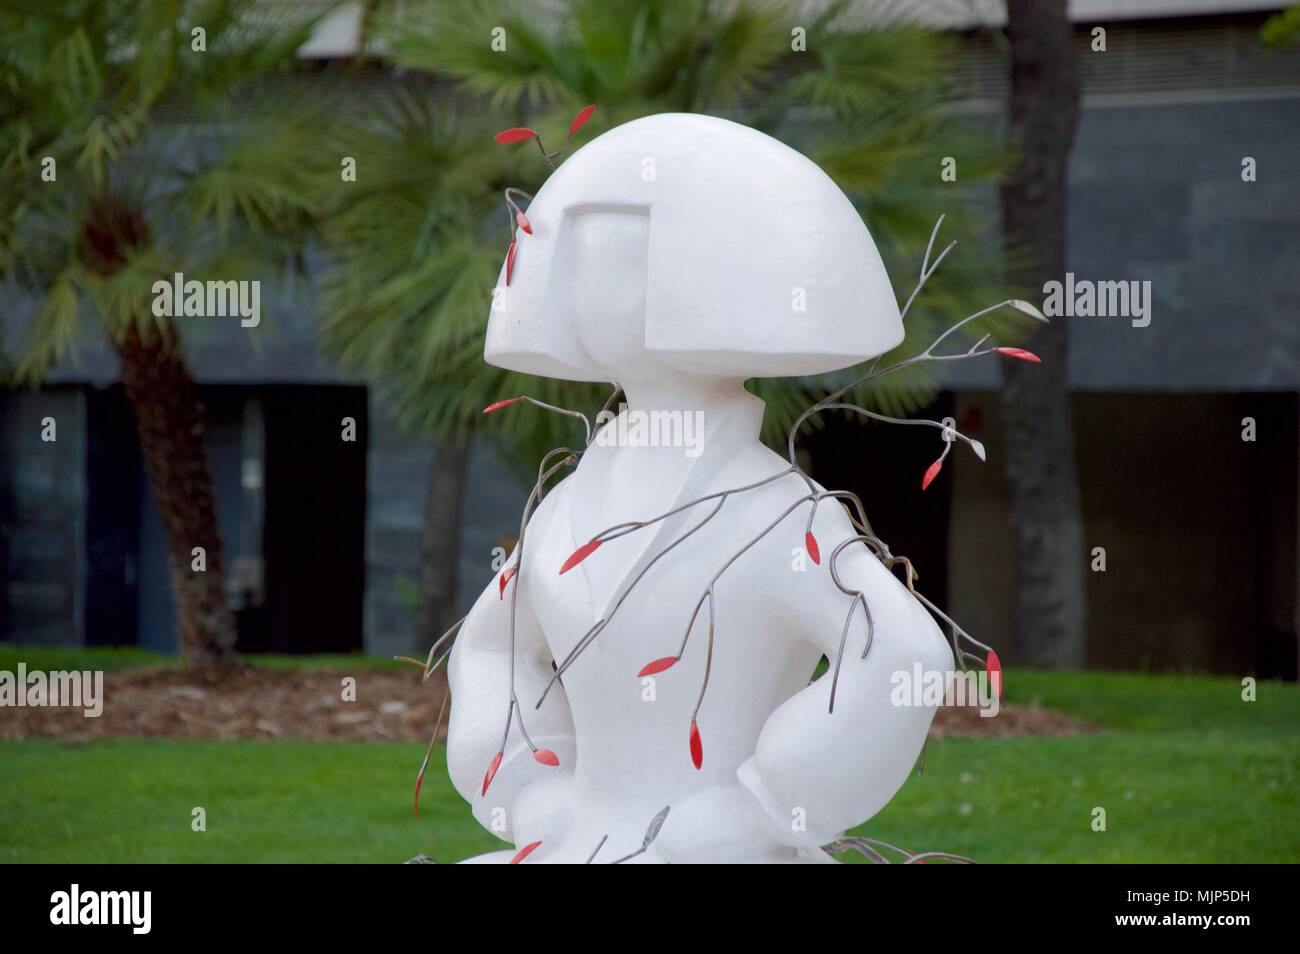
[{"x1": 484, "y1": 112, "x2": 902, "y2": 383}]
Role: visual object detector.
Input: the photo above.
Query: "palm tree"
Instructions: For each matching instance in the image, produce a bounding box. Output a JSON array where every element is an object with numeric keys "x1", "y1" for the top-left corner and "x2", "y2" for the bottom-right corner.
[
  {"x1": 999, "y1": 0, "x2": 1085, "y2": 667},
  {"x1": 0, "y1": 0, "x2": 333, "y2": 663},
  {"x1": 318, "y1": 0, "x2": 1023, "y2": 643}
]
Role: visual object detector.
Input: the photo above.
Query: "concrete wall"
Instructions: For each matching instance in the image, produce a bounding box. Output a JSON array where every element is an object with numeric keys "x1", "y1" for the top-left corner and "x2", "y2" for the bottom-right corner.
[
  {"x1": 944, "y1": 94, "x2": 1300, "y2": 394},
  {"x1": 0, "y1": 389, "x2": 86, "y2": 645},
  {"x1": 361, "y1": 393, "x2": 526, "y2": 659}
]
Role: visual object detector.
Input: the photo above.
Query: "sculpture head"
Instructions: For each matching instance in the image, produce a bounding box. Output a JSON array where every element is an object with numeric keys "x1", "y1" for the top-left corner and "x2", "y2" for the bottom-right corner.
[{"x1": 484, "y1": 113, "x2": 903, "y2": 386}]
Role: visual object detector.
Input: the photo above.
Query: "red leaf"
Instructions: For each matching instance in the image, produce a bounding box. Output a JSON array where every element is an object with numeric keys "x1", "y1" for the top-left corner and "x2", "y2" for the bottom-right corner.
[
  {"x1": 559, "y1": 538, "x2": 602, "y2": 574},
  {"x1": 986, "y1": 649, "x2": 1004, "y2": 700},
  {"x1": 689, "y1": 721, "x2": 703, "y2": 770},
  {"x1": 510, "y1": 840, "x2": 542, "y2": 864},
  {"x1": 921, "y1": 459, "x2": 943, "y2": 490},
  {"x1": 996, "y1": 347, "x2": 1041, "y2": 363},
  {"x1": 505, "y1": 239, "x2": 517, "y2": 285},
  {"x1": 495, "y1": 127, "x2": 537, "y2": 144},
  {"x1": 481, "y1": 750, "x2": 503, "y2": 796},
  {"x1": 483, "y1": 396, "x2": 522, "y2": 415},
  {"x1": 413, "y1": 761, "x2": 428, "y2": 817},
  {"x1": 533, "y1": 748, "x2": 559, "y2": 767},
  {"x1": 498, "y1": 565, "x2": 517, "y2": 599},
  {"x1": 637, "y1": 656, "x2": 677, "y2": 677},
  {"x1": 569, "y1": 105, "x2": 596, "y2": 137},
  {"x1": 516, "y1": 211, "x2": 533, "y2": 235},
  {"x1": 804, "y1": 531, "x2": 820, "y2": 565}
]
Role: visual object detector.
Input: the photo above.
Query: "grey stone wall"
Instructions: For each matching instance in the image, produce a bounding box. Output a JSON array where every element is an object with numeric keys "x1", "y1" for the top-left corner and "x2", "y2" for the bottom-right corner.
[
  {"x1": 0, "y1": 389, "x2": 86, "y2": 644},
  {"x1": 361, "y1": 393, "x2": 526, "y2": 659},
  {"x1": 944, "y1": 93, "x2": 1300, "y2": 392}
]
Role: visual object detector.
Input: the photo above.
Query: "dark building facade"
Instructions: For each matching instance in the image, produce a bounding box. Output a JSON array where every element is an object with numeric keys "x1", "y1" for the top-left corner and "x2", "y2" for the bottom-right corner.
[{"x1": 2, "y1": 5, "x2": 1297, "y2": 676}]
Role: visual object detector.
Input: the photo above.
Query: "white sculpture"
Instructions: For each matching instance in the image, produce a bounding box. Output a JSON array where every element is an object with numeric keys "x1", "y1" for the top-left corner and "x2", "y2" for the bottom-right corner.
[{"x1": 439, "y1": 113, "x2": 1016, "y2": 863}]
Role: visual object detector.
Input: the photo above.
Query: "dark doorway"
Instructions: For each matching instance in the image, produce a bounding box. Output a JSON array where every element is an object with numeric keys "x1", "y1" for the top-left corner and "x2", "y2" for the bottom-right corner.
[
  {"x1": 84, "y1": 386, "x2": 141, "y2": 646},
  {"x1": 249, "y1": 385, "x2": 368, "y2": 654}
]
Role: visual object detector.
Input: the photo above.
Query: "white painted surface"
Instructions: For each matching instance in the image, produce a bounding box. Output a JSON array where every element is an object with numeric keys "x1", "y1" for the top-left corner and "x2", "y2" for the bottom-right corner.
[{"x1": 450, "y1": 114, "x2": 951, "y2": 863}]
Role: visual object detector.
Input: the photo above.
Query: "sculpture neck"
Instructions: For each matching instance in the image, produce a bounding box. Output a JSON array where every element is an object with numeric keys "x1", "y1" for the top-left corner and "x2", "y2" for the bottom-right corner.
[{"x1": 617, "y1": 374, "x2": 764, "y2": 448}]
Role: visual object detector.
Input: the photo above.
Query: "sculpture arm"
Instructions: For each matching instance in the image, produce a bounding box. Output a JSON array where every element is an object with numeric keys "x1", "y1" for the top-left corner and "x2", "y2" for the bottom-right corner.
[
  {"x1": 737, "y1": 520, "x2": 953, "y2": 849},
  {"x1": 446, "y1": 561, "x2": 576, "y2": 842}
]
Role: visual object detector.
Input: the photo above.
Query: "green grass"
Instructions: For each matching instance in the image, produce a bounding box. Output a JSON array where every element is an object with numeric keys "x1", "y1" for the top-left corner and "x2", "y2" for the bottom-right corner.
[
  {"x1": 0, "y1": 664, "x2": 1295, "y2": 863},
  {"x1": 0, "y1": 739, "x2": 500, "y2": 863},
  {"x1": 1007, "y1": 668, "x2": 1297, "y2": 734},
  {"x1": 846, "y1": 730, "x2": 1296, "y2": 863},
  {"x1": 0, "y1": 645, "x2": 177, "y2": 674},
  {"x1": 0, "y1": 644, "x2": 405, "y2": 674}
]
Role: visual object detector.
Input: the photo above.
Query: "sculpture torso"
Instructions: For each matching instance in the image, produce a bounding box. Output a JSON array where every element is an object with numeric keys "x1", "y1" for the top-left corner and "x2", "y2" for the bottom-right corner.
[
  {"x1": 514, "y1": 403, "x2": 824, "y2": 862},
  {"x1": 449, "y1": 397, "x2": 952, "y2": 863}
]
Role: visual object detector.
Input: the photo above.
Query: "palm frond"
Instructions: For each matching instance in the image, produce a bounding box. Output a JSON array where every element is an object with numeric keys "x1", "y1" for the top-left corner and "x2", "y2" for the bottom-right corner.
[
  {"x1": 11, "y1": 263, "x2": 86, "y2": 385},
  {"x1": 375, "y1": 0, "x2": 576, "y2": 110},
  {"x1": 323, "y1": 0, "x2": 1016, "y2": 470}
]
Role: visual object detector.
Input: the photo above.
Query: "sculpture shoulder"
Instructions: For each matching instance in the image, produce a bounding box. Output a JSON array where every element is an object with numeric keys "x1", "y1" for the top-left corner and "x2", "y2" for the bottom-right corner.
[
  {"x1": 521, "y1": 467, "x2": 579, "y2": 536},
  {"x1": 707, "y1": 444, "x2": 951, "y2": 667},
  {"x1": 460, "y1": 471, "x2": 576, "y2": 615},
  {"x1": 709, "y1": 442, "x2": 810, "y2": 504},
  {"x1": 493, "y1": 471, "x2": 577, "y2": 588}
]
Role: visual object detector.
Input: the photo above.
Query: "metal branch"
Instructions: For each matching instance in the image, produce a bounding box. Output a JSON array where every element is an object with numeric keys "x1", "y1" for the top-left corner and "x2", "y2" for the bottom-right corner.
[
  {"x1": 516, "y1": 397, "x2": 593, "y2": 445},
  {"x1": 536, "y1": 496, "x2": 728, "y2": 707},
  {"x1": 827, "y1": 535, "x2": 879, "y2": 714}
]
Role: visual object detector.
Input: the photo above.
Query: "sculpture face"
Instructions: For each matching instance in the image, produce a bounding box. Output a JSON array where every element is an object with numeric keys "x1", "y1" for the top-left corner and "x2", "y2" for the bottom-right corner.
[{"x1": 570, "y1": 208, "x2": 652, "y2": 383}]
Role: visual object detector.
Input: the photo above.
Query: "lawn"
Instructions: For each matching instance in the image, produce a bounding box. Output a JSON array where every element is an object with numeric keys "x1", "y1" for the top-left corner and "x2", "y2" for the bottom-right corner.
[
  {"x1": 0, "y1": 645, "x2": 406, "y2": 674},
  {"x1": 1, "y1": 651, "x2": 1296, "y2": 863}
]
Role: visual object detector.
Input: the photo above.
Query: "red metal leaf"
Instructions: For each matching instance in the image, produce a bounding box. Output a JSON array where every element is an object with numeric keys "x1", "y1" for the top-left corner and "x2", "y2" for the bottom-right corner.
[
  {"x1": 804, "y1": 531, "x2": 821, "y2": 565},
  {"x1": 689, "y1": 721, "x2": 703, "y2": 770},
  {"x1": 510, "y1": 840, "x2": 542, "y2": 864},
  {"x1": 637, "y1": 656, "x2": 677, "y2": 677},
  {"x1": 516, "y1": 211, "x2": 533, "y2": 235},
  {"x1": 533, "y1": 748, "x2": 559, "y2": 767},
  {"x1": 986, "y1": 649, "x2": 1004, "y2": 700},
  {"x1": 559, "y1": 538, "x2": 602, "y2": 574},
  {"x1": 505, "y1": 239, "x2": 517, "y2": 285},
  {"x1": 921, "y1": 459, "x2": 943, "y2": 490},
  {"x1": 481, "y1": 750, "x2": 503, "y2": 796},
  {"x1": 495, "y1": 127, "x2": 537, "y2": 144},
  {"x1": 483, "y1": 396, "x2": 522, "y2": 415},
  {"x1": 996, "y1": 347, "x2": 1041, "y2": 363},
  {"x1": 569, "y1": 105, "x2": 596, "y2": 137},
  {"x1": 498, "y1": 565, "x2": 517, "y2": 599},
  {"x1": 413, "y1": 759, "x2": 428, "y2": 817}
]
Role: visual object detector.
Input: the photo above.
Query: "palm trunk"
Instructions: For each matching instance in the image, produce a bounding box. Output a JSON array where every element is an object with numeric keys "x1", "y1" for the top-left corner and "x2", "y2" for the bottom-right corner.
[
  {"x1": 114, "y1": 319, "x2": 238, "y2": 665},
  {"x1": 999, "y1": 0, "x2": 1087, "y2": 668},
  {"x1": 80, "y1": 195, "x2": 237, "y2": 665},
  {"x1": 418, "y1": 439, "x2": 471, "y2": 644}
]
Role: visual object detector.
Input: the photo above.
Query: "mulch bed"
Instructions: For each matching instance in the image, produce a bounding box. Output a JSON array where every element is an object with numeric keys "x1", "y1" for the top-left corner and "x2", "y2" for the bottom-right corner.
[
  {"x1": 1, "y1": 666, "x2": 1094, "y2": 742},
  {"x1": 0, "y1": 666, "x2": 447, "y2": 743},
  {"x1": 930, "y1": 700, "x2": 1095, "y2": 737}
]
